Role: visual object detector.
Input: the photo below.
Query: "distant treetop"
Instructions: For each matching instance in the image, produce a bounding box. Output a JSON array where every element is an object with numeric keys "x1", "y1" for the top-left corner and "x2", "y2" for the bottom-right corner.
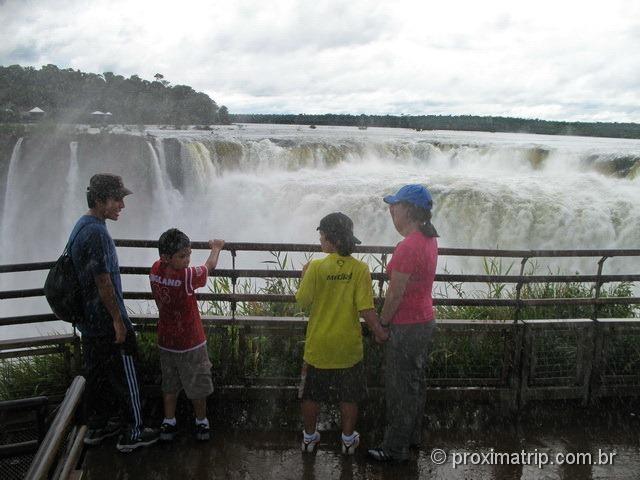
[
  {"x1": 0, "y1": 64, "x2": 229, "y2": 125},
  {"x1": 230, "y1": 113, "x2": 640, "y2": 140}
]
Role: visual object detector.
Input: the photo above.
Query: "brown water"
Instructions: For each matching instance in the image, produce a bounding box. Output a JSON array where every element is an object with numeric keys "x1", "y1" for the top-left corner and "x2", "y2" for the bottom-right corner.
[{"x1": 84, "y1": 425, "x2": 639, "y2": 479}]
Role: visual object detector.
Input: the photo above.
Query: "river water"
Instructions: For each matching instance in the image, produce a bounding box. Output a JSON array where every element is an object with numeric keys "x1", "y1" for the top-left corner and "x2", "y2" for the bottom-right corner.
[{"x1": 1, "y1": 124, "x2": 640, "y2": 339}]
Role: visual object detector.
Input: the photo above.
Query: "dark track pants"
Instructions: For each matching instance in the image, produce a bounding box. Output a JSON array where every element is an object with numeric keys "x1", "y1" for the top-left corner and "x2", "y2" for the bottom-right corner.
[
  {"x1": 82, "y1": 331, "x2": 143, "y2": 438},
  {"x1": 382, "y1": 321, "x2": 436, "y2": 460}
]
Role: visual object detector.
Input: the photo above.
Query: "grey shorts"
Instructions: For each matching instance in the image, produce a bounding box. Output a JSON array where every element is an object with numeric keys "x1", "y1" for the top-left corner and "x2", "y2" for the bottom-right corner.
[{"x1": 160, "y1": 344, "x2": 213, "y2": 399}]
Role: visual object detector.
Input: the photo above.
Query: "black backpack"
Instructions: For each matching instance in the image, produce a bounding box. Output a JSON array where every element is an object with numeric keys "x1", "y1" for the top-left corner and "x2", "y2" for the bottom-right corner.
[{"x1": 44, "y1": 225, "x2": 89, "y2": 324}]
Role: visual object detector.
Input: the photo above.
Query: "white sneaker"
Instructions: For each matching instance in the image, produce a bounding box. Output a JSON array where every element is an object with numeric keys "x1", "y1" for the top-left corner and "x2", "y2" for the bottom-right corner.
[
  {"x1": 341, "y1": 431, "x2": 360, "y2": 455},
  {"x1": 301, "y1": 430, "x2": 321, "y2": 453}
]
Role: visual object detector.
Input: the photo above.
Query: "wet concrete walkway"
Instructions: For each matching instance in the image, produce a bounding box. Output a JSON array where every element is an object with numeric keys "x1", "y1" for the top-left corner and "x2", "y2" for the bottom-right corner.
[{"x1": 84, "y1": 425, "x2": 639, "y2": 479}]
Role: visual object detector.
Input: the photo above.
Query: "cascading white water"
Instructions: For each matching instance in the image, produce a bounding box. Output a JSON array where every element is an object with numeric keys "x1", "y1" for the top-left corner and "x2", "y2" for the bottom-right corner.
[
  {"x1": 1, "y1": 137, "x2": 23, "y2": 263},
  {"x1": 147, "y1": 141, "x2": 171, "y2": 224},
  {"x1": 63, "y1": 141, "x2": 79, "y2": 234},
  {"x1": 2, "y1": 125, "x2": 640, "y2": 338},
  {"x1": 180, "y1": 140, "x2": 218, "y2": 197}
]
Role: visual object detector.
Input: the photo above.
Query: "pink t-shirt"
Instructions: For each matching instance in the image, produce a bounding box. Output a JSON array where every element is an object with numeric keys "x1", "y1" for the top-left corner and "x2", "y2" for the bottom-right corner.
[{"x1": 386, "y1": 231, "x2": 438, "y2": 325}]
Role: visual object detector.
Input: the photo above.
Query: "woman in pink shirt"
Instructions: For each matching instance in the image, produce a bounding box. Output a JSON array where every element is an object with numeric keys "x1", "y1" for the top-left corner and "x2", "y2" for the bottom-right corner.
[{"x1": 368, "y1": 184, "x2": 438, "y2": 463}]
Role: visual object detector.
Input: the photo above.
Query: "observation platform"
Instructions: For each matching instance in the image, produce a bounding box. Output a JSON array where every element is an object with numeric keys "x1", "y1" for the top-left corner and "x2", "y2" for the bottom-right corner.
[
  {"x1": 82, "y1": 422, "x2": 639, "y2": 480},
  {"x1": 2, "y1": 241, "x2": 640, "y2": 479}
]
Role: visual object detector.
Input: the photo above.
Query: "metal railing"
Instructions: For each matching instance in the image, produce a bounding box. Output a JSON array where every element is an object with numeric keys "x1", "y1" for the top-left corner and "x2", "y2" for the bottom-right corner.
[
  {"x1": 2, "y1": 241, "x2": 640, "y2": 409},
  {"x1": 23, "y1": 376, "x2": 85, "y2": 480},
  {"x1": 0, "y1": 396, "x2": 49, "y2": 480}
]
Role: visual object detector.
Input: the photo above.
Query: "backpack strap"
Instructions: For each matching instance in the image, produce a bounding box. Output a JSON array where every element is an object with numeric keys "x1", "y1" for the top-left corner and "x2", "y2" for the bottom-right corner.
[{"x1": 63, "y1": 222, "x2": 93, "y2": 255}]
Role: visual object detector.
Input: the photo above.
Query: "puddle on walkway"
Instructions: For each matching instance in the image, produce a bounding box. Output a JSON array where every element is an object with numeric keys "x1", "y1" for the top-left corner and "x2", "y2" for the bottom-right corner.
[{"x1": 84, "y1": 425, "x2": 639, "y2": 479}]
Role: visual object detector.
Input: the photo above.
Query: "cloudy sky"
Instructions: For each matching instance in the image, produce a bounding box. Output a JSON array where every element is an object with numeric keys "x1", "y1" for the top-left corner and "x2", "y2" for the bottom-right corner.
[{"x1": 1, "y1": 0, "x2": 639, "y2": 121}]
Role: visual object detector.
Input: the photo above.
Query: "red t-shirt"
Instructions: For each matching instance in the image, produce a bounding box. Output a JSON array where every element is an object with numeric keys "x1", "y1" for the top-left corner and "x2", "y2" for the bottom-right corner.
[
  {"x1": 386, "y1": 231, "x2": 438, "y2": 325},
  {"x1": 150, "y1": 261, "x2": 208, "y2": 351}
]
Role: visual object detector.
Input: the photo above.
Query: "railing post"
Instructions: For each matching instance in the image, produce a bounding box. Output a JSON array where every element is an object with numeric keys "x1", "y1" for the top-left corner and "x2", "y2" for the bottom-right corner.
[
  {"x1": 508, "y1": 256, "x2": 529, "y2": 411},
  {"x1": 230, "y1": 249, "x2": 237, "y2": 320},
  {"x1": 377, "y1": 253, "x2": 387, "y2": 313},
  {"x1": 585, "y1": 256, "x2": 608, "y2": 404},
  {"x1": 513, "y1": 257, "x2": 529, "y2": 323},
  {"x1": 592, "y1": 256, "x2": 608, "y2": 322}
]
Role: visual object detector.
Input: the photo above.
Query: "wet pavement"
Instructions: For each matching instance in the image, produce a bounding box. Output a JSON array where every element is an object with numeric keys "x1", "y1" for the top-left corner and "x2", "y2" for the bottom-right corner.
[{"x1": 84, "y1": 425, "x2": 640, "y2": 479}]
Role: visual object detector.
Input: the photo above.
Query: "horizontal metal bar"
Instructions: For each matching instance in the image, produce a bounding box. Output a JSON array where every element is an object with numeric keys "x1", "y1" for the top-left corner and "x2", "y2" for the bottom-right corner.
[
  {"x1": 113, "y1": 239, "x2": 397, "y2": 254},
  {"x1": 0, "y1": 261, "x2": 54, "y2": 273},
  {"x1": 116, "y1": 269, "x2": 640, "y2": 284},
  {"x1": 0, "y1": 334, "x2": 76, "y2": 350},
  {"x1": 0, "y1": 314, "x2": 58, "y2": 327},
  {"x1": 122, "y1": 292, "x2": 640, "y2": 307},
  {"x1": 0, "y1": 346, "x2": 66, "y2": 359},
  {"x1": 113, "y1": 239, "x2": 640, "y2": 258},
  {"x1": 0, "y1": 440, "x2": 39, "y2": 458},
  {"x1": 438, "y1": 274, "x2": 640, "y2": 284},
  {"x1": 0, "y1": 288, "x2": 44, "y2": 299},
  {"x1": 520, "y1": 296, "x2": 640, "y2": 307},
  {"x1": 3, "y1": 245, "x2": 640, "y2": 274},
  {"x1": 0, "y1": 396, "x2": 48, "y2": 411}
]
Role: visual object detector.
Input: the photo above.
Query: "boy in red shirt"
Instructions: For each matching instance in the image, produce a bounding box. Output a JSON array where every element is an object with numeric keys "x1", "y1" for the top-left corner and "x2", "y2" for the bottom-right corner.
[{"x1": 149, "y1": 228, "x2": 225, "y2": 441}]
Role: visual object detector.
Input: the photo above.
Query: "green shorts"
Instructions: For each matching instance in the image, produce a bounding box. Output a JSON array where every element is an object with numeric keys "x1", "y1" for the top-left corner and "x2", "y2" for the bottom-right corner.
[
  {"x1": 301, "y1": 362, "x2": 366, "y2": 403},
  {"x1": 160, "y1": 344, "x2": 213, "y2": 399}
]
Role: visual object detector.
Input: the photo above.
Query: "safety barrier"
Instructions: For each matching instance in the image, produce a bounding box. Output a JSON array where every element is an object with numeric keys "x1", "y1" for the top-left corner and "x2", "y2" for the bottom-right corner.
[{"x1": 2, "y1": 242, "x2": 640, "y2": 411}]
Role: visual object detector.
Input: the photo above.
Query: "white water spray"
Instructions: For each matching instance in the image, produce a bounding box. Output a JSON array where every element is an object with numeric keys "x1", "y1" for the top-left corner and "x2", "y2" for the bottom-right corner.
[
  {"x1": 1, "y1": 137, "x2": 24, "y2": 263},
  {"x1": 63, "y1": 141, "x2": 79, "y2": 233},
  {"x1": 2, "y1": 125, "x2": 640, "y2": 336}
]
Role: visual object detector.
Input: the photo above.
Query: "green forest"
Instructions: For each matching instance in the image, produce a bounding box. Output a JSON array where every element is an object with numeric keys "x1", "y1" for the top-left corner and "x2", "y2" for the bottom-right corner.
[
  {"x1": 2, "y1": 64, "x2": 640, "y2": 138},
  {"x1": 231, "y1": 113, "x2": 640, "y2": 139},
  {"x1": 0, "y1": 64, "x2": 228, "y2": 125}
]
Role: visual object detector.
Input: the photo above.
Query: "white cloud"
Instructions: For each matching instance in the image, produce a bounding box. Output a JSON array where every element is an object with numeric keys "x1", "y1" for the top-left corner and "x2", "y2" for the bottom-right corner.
[{"x1": 1, "y1": 0, "x2": 639, "y2": 121}]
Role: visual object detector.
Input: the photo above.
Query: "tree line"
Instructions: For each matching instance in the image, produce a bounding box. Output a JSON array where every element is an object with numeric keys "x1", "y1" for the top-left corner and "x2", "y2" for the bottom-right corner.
[
  {"x1": 231, "y1": 113, "x2": 640, "y2": 139},
  {"x1": 0, "y1": 64, "x2": 229, "y2": 125}
]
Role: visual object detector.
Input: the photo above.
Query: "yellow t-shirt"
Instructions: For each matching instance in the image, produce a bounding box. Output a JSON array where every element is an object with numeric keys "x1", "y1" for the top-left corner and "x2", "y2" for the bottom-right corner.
[{"x1": 296, "y1": 253, "x2": 375, "y2": 369}]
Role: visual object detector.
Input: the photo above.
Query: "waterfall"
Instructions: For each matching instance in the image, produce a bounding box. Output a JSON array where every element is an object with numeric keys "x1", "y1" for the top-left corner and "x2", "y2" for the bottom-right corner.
[
  {"x1": 180, "y1": 140, "x2": 217, "y2": 196},
  {"x1": 63, "y1": 141, "x2": 79, "y2": 233},
  {"x1": 0, "y1": 137, "x2": 24, "y2": 263},
  {"x1": 2, "y1": 125, "x2": 640, "y2": 311},
  {"x1": 147, "y1": 141, "x2": 172, "y2": 224},
  {"x1": 154, "y1": 137, "x2": 171, "y2": 188},
  {"x1": 3, "y1": 129, "x2": 640, "y2": 263}
]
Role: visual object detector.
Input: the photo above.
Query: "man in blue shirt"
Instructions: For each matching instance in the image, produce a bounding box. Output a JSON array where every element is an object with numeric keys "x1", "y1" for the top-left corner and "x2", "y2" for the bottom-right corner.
[{"x1": 70, "y1": 173, "x2": 157, "y2": 452}]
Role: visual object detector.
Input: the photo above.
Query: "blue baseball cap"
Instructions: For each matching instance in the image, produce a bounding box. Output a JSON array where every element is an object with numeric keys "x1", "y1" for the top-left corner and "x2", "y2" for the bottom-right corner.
[{"x1": 383, "y1": 184, "x2": 433, "y2": 210}]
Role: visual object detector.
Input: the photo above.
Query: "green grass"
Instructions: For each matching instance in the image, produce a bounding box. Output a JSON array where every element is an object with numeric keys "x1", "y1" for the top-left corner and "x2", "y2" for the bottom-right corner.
[
  {"x1": 436, "y1": 258, "x2": 638, "y2": 321},
  {"x1": 0, "y1": 353, "x2": 73, "y2": 401}
]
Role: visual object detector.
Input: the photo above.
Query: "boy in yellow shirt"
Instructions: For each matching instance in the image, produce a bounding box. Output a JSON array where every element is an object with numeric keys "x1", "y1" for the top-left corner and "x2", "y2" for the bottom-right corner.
[{"x1": 296, "y1": 212, "x2": 388, "y2": 455}]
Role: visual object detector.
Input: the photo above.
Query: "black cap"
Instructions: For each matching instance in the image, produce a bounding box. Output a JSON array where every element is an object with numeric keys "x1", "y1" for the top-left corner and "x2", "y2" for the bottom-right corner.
[
  {"x1": 317, "y1": 212, "x2": 361, "y2": 245},
  {"x1": 87, "y1": 173, "x2": 132, "y2": 199}
]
